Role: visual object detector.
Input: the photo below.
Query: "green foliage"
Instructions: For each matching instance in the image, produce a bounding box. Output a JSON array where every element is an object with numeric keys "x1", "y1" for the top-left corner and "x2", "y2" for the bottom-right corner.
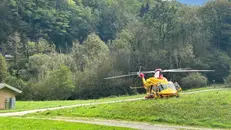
[
  {"x1": 27, "y1": 38, "x2": 55, "y2": 56},
  {"x1": 28, "y1": 54, "x2": 50, "y2": 80},
  {"x1": 1, "y1": 0, "x2": 231, "y2": 100},
  {"x1": 201, "y1": 0, "x2": 231, "y2": 52},
  {"x1": 82, "y1": 33, "x2": 109, "y2": 67},
  {"x1": 0, "y1": 54, "x2": 8, "y2": 82},
  {"x1": 181, "y1": 73, "x2": 208, "y2": 89},
  {"x1": 110, "y1": 29, "x2": 133, "y2": 53},
  {"x1": 28, "y1": 53, "x2": 75, "y2": 81},
  {"x1": 108, "y1": 29, "x2": 134, "y2": 72},
  {"x1": 202, "y1": 50, "x2": 231, "y2": 83},
  {"x1": 172, "y1": 44, "x2": 195, "y2": 68},
  {"x1": 224, "y1": 68, "x2": 231, "y2": 87},
  {"x1": 3, "y1": 0, "x2": 94, "y2": 51},
  {"x1": 38, "y1": 65, "x2": 74, "y2": 100},
  {"x1": 224, "y1": 75, "x2": 231, "y2": 87},
  {"x1": 3, "y1": 75, "x2": 26, "y2": 100},
  {"x1": 4, "y1": 75, "x2": 25, "y2": 90}
]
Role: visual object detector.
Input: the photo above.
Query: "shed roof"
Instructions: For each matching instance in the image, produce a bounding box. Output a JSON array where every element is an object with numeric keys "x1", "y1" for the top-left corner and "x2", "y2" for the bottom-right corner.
[{"x1": 0, "y1": 83, "x2": 22, "y2": 94}]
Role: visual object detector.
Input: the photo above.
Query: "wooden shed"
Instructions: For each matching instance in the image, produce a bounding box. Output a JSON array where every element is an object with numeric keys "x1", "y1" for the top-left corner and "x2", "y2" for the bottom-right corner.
[{"x1": 0, "y1": 83, "x2": 22, "y2": 110}]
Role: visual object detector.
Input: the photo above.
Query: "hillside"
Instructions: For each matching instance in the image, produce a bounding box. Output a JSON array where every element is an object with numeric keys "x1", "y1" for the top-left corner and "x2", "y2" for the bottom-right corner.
[{"x1": 0, "y1": 0, "x2": 231, "y2": 100}]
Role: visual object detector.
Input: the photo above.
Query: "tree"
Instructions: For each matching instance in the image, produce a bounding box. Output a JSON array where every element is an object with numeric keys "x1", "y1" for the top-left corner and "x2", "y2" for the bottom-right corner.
[
  {"x1": 28, "y1": 54, "x2": 50, "y2": 81},
  {"x1": 144, "y1": 0, "x2": 177, "y2": 49},
  {"x1": 73, "y1": 33, "x2": 110, "y2": 71},
  {"x1": 96, "y1": 1, "x2": 129, "y2": 42},
  {"x1": 110, "y1": 29, "x2": 134, "y2": 72},
  {"x1": 39, "y1": 65, "x2": 74, "y2": 100},
  {"x1": 139, "y1": 2, "x2": 150, "y2": 17},
  {"x1": 71, "y1": 33, "x2": 113, "y2": 99},
  {"x1": 0, "y1": 0, "x2": 20, "y2": 43},
  {"x1": 28, "y1": 53, "x2": 75, "y2": 81},
  {"x1": 27, "y1": 38, "x2": 55, "y2": 56},
  {"x1": 6, "y1": 32, "x2": 22, "y2": 68},
  {"x1": 181, "y1": 73, "x2": 208, "y2": 89},
  {"x1": 201, "y1": 0, "x2": 231, "y2": 52},
  {"x1": 0, "y1": 54, "x2": 8, "y2": 82},
  {"x1": 203, "y1": 50, "x2": 231, "y2": 83},
  {"x1": 172, "y1": 44, "x2": 195, "y2": 68}
]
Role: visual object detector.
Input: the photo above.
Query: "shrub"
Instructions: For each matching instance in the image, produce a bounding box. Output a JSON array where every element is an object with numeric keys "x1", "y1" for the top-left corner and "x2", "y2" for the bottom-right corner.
[
  {"x1": 0, "y1": 54, "x2": 8, "y2": 82},
  {"x1": 40, "y1": 65, "x2": 75, "y2": 100},
  {"x1": 180, "y1": 73, "x2": 208, "y2": 89},
  {"x1": 224, "y1": 75, "x2": 231, "y2": 88}
]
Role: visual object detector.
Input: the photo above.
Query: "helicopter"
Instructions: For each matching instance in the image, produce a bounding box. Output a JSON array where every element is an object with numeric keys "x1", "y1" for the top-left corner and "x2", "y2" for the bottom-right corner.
[{"x1": 104, "y1": 67, "x2": 215, "y2": 99}]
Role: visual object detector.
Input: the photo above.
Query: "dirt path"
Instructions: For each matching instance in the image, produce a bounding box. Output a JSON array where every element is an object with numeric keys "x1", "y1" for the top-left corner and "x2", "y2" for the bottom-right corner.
[{"x1": 25, "y1": 117, "x2": 222, "y2": 130}]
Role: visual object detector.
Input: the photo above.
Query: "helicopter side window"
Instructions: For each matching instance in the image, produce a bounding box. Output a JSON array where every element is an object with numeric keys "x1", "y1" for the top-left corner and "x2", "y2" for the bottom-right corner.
[
  {"x1": 152, "y1": 86, "x2": 158, "y2": 92},
  {"x1": 174, "y1": 82, "x2": 181, "y2": 91},
  {"x1": 162, "y1": 84, "x2": 168, "y2": 89}
]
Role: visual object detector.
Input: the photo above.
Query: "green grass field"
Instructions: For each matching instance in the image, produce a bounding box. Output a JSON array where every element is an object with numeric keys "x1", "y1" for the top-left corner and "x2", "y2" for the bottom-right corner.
[
  {"x1": 0, "y1": 94, "x2": 144, "y2": 113},
  {"x1": 0, "y1": 86, "x2": 222, "y2": 113},
  {"x1": 183, "y1": 84, "x2": 226, "y2": 92},
  {"x1": 0, "y1": 117, "x2": 134, "y2": 130},
  {"x1": 27, "y1": 89, "x2": 231, "y2": 129},
  {"x1": 1, "y1": 85, "x2": 224, "y2": 113}
]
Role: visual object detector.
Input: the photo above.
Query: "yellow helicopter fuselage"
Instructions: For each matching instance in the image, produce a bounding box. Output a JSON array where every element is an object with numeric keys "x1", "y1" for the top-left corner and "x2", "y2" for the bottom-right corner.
[
  {"x1": 141, "y1": 77, "x2": 180, "y2": 98},
  {"x1": 142, "y1": 77, "x2": 168, "y2": 88}
]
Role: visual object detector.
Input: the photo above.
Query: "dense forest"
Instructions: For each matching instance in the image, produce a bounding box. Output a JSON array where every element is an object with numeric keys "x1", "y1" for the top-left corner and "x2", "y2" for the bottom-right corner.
[{"x1": 0, "y1": 0, "x2": 231, "y2": 100}]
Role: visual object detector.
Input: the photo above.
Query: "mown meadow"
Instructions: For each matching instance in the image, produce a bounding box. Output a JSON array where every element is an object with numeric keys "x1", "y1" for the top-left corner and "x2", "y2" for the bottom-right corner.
[
  {"x1": 0, "y1": 117, "x2": 134, "y2": 130},
  {"x1": 27, "y1": 89, "x2": 231, "y2": 129},
  {"x1": 0, "y1": 94, "x2": 144, "y2": 113}
]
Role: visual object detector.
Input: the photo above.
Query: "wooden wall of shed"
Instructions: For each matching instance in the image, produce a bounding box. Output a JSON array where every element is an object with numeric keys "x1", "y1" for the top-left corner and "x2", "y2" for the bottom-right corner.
[{"x1": 0, "y1": 88, "x2": 16, "y2": 110}]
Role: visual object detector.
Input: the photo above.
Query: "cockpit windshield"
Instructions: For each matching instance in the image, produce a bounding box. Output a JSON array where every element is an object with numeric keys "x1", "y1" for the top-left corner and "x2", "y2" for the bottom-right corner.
[
  {"x1": 156, "y1": 82, "x2": 176, "y2": 91},
  {"x1": 167, "y1": 82, "x2": 176, "y2": 90}
]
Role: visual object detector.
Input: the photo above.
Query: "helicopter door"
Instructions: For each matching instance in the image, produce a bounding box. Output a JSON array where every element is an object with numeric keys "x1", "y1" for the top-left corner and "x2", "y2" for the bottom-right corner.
[{"x1": 156, "y1": 84, "x2": 165, "y2": 92}]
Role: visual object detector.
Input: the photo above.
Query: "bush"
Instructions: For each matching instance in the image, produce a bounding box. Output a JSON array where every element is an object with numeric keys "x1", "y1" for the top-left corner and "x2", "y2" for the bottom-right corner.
[
  {"x1": 180, "y1": 73, "x2": 208, "y2": 89},
  {"x1": 0, "y1": 54, "x2": 8, "y2": 82},
  {"x1": 39, "y1": 65, "x2": 75, "y2": 100},
  {"x1": 224, "y1": 75, "x2": 231, "y2": 88},
  {"x1": 4, "y1": 76, "x2": 25, "y2": 90}
]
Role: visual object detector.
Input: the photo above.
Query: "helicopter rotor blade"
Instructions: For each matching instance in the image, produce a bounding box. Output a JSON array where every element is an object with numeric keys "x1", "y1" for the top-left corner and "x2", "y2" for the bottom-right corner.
[
  {"x1": 130, "y1": 71, "x2": 155, "y2": 74},
  {"x1": 131, "y1": 69, "x2": 215, "y2": 74},
  {"x1": 104, "y1": 68, "x2": 215, "y2": 79},
  {"x1": 103, "y1": 73, "x2": 138, "y2": 79},
  {"x1": 161, "y1": 69, "x2": 215, "y2": 73},
  {"x1": 129, "y1": 86, "x2": 143, "y2": 89},
  {"x1": 138, "y1": 66, "x2": 142, "y2": 74},
  {"x1": 131, "y1": 69, "x2": 189, "y2": 74},
  {"x1": 104, "y1": 66, "x2": 143, "y2": 80}
]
